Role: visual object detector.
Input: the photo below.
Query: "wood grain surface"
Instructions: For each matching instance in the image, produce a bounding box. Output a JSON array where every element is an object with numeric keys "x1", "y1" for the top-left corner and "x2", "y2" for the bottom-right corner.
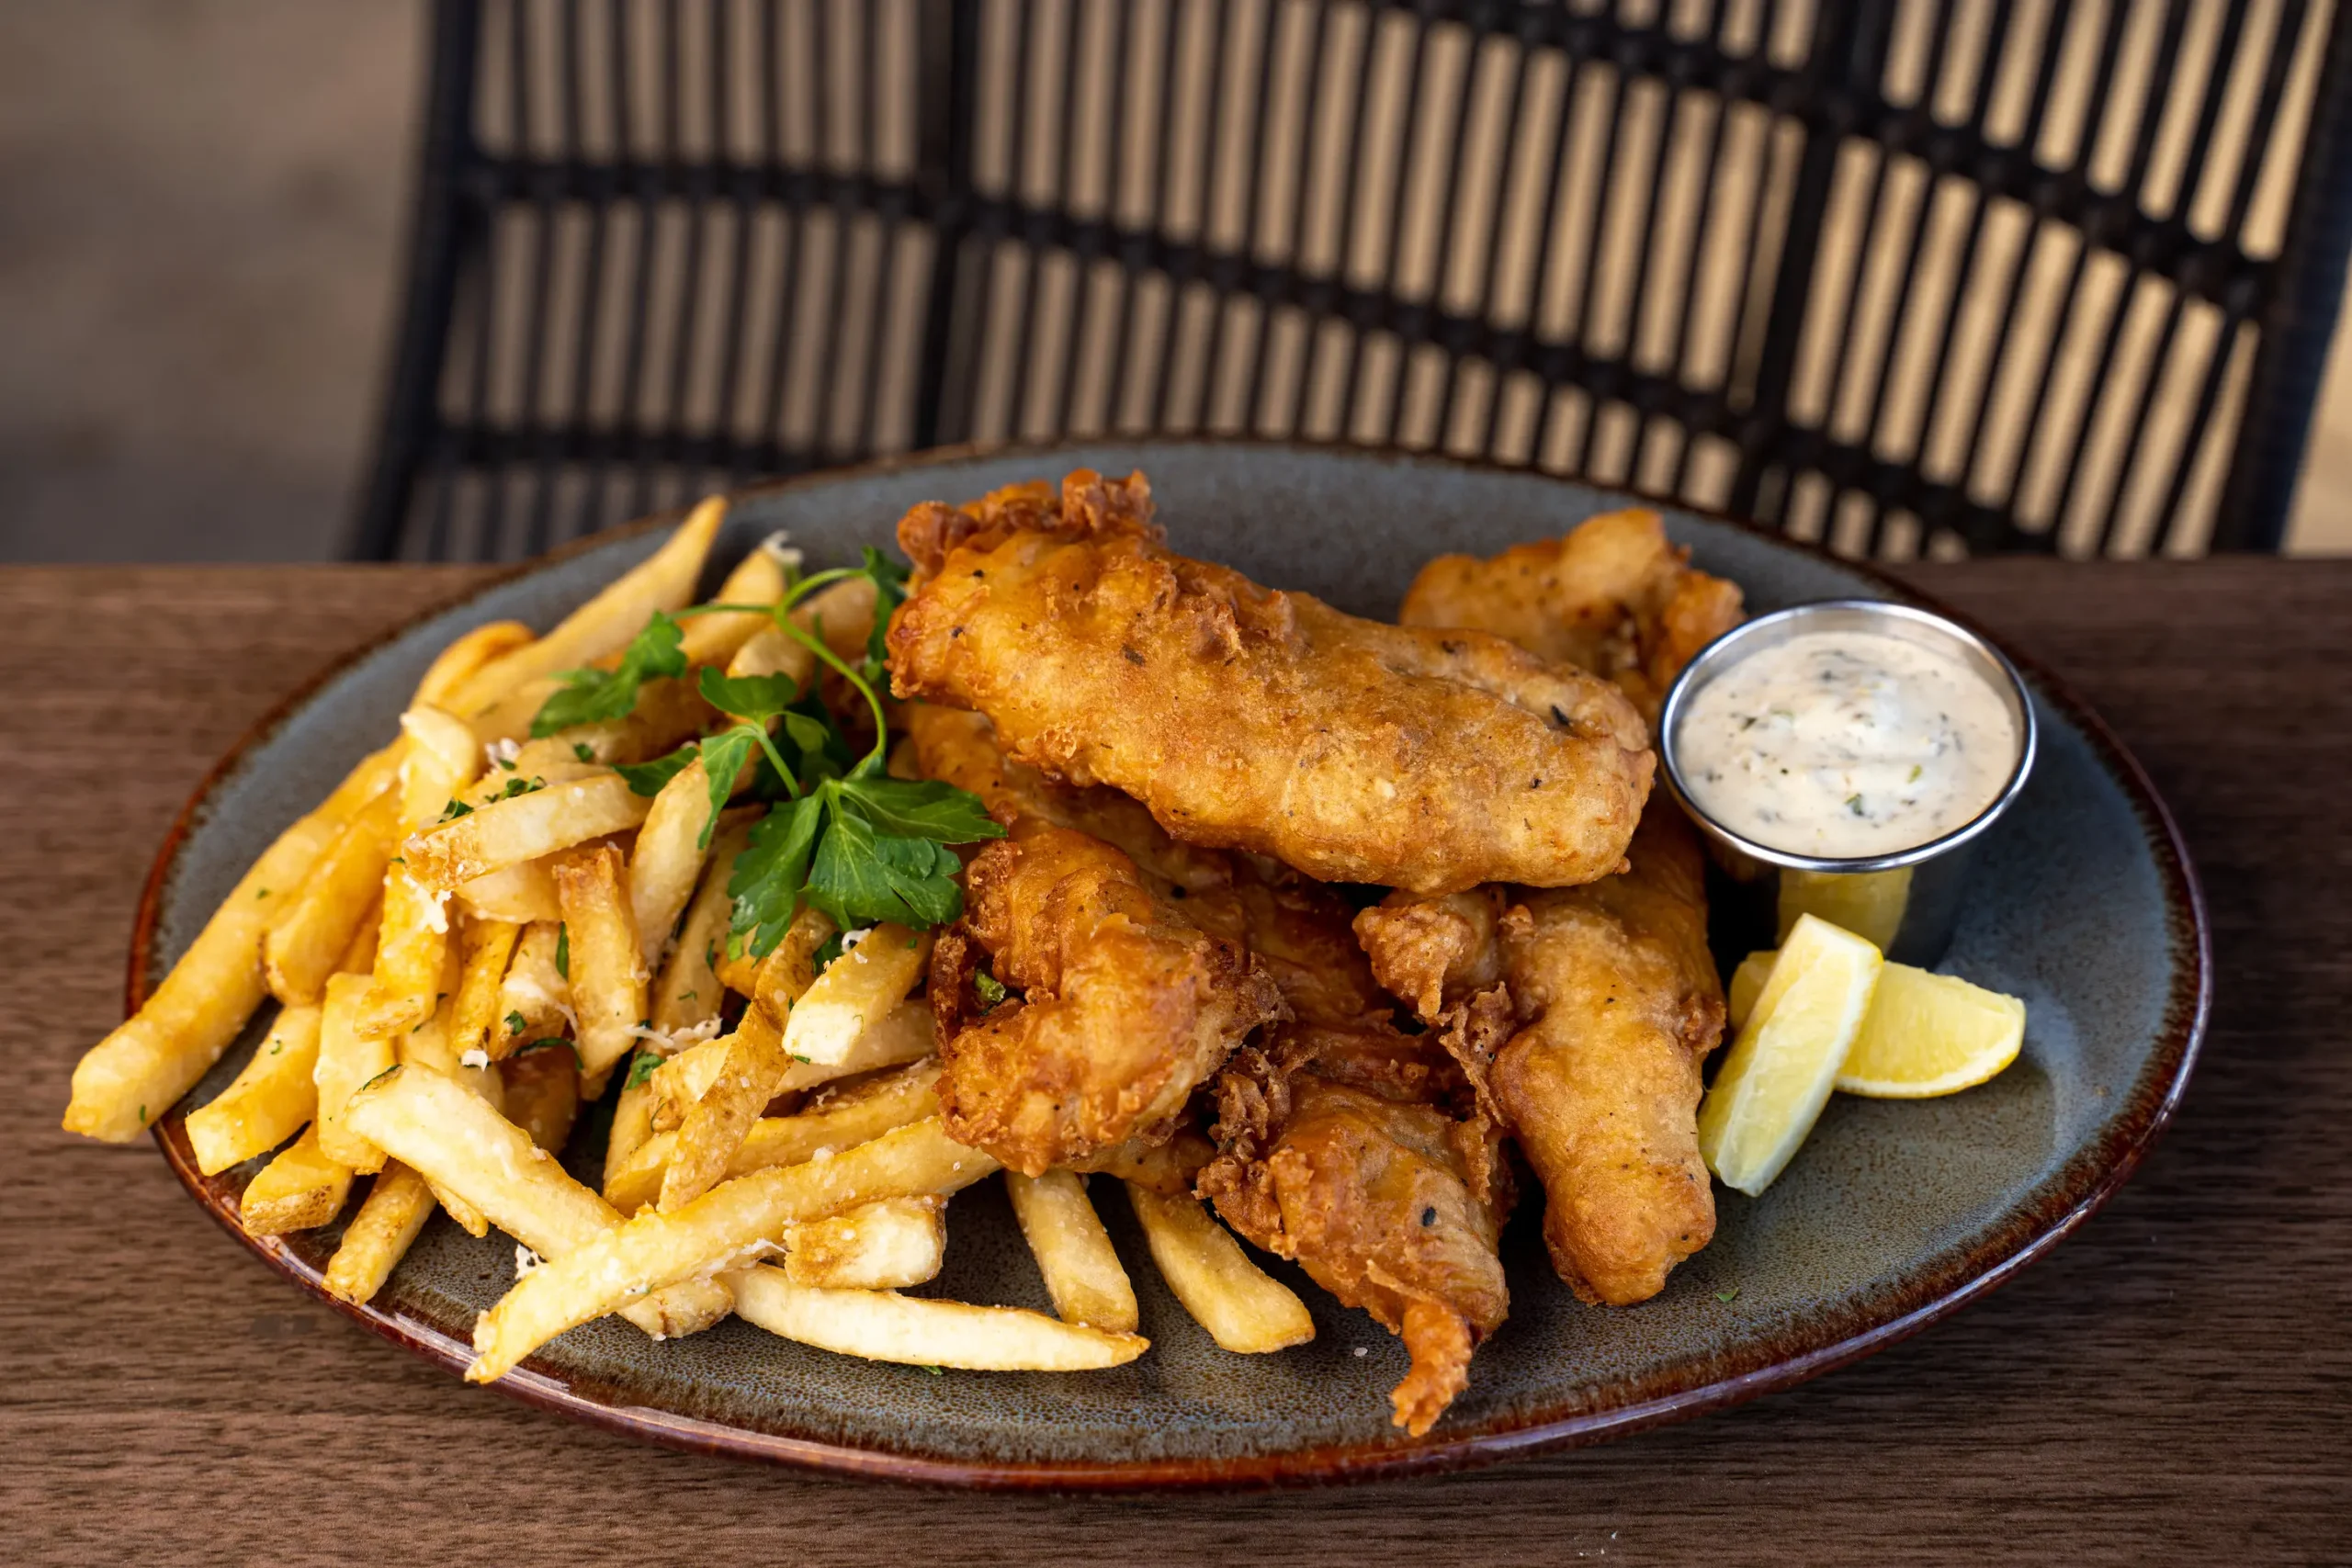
[{"x1": 5, "y1": 561, "x2": 2346, "y2": 1565}]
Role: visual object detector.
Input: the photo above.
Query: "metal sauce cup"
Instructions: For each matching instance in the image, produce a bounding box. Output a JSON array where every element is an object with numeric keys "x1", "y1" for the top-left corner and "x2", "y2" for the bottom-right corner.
[{"x1": 1656, "y1": 599, "x2": 2038, "y2": 967}]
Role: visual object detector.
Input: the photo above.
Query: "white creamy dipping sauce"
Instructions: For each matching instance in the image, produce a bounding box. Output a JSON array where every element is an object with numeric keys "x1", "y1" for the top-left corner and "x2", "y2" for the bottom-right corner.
[{"x1": 1673, "y1": 628, "x2": 2018, "y2": 858}]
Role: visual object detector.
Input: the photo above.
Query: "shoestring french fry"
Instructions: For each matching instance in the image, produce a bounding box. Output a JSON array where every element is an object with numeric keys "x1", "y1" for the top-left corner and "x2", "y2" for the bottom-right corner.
[
  {"x1": 412, "y1": 621, "x2": 534, "y2": 708},
  {"x1": 239, "y1": 1123, "x2": 355, "y2": 1236},
  {"x1": 659, "y1": 904, "x2": 852, "y2": 1211},
  {"x1": 678, "y1": 545, "x2": 786, "y2": 667},
  {"x1": 360, "y1": 706, "x2": 483, "y2": 1038},
  {"x1": 783, "y1": 924, "x2": 931, "y2": 1066},
  {"x1": 455, "y1": 860, "x2": 564, "y2": 924},
  {"x1": 650, "y1": 821, "x2": 749, "y2": 1033},
  {"x1": 501, "y1": 1043, "x2": 582, "y2": 1155},
  {"x1": 468, "y1": 1117, "x2": 1001, "y2": 1382},
  {"x1": 782, "y1": 1198, "x2": 946, "y2": 1291},
  {"x1": 1007, "y1": 1170, "x2": 1138, "y2": 1332},
  {"x1": 323, "y1": 1162, "x2": 437, "y2": 1305},
  {"x1": 607, "y1": 1060, "x2": 944, "y2": 1214},
  {"x1": 492, "y1": 919, "x2": 571, "y2": 1056},
  {"x1": 1125, "y1": 1184, "x2": 1315, "y2": 1354},
  {"x1": 184, "y1": 1003, "x2": 323, "y2": 1176},
  {"x1": 749, "y1": 906, "x2": 836, "y2": 1029},
  {"x1": 628, "y1": 756, "x2": 722, "y2": 972},
  {"x1": 401, "y1": 773, "x2": 652, "y2": 892},
  {"x1": 550, "y1": 842, "x2": 647, "y2": 1090},
  {"x1": 337, "y1": 893, "x2": 384, "y2": 976},
  {"x1": 723, "y1": 1266, "x2": 1147, "y2": 1371},
  {"x1": 448, "y1": 917, "x2": 522, "y2": 1063},
  {"x1": 313, "y1": 971, "x2": 392, "y2": 1173},
  {"x1": 446, "y1": 497, "x2": 724, "y2": 722},
  {"x1": 264, "y1": 786, "x2": 402, "y2": 1008},
  {"x1": 343, "y1": 1066, "x2": 732, "y2": 1341},
  {"x1": 648, "y1": 999, "x2": 933, "y2": 1133}
]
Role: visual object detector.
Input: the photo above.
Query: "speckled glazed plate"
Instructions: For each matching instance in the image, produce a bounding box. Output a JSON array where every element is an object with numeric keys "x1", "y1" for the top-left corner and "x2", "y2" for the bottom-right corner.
[{"x1": 141, "y1": 442, "x2": 2207, "y2": 1489}]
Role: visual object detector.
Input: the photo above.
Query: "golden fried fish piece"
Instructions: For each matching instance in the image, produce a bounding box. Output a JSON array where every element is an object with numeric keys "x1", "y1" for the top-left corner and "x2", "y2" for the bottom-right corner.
[
  {"x1": 928, "y1": 824, "x2": 1283, "y2": 1177},
  {"x1": 887, "y1": 469, "x2": 1654, "y2": 895}
]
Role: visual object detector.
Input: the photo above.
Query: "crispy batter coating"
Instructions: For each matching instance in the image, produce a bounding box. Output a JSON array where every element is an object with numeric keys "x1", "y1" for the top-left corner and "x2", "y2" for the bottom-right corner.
[
  {"x1": 1401, "y1": 507, "x2": 1745, "y2": 726},
  {"x1": 929, "y1": 824, "x2": 1283, "y2": 1176},
  {"x1": 1356, "y1": 508, "x2": 1740, "y2": 1305},
  {"x1": 909, "y1": 702, "x2": 1393, "y2": 1031},
  {"x1": 888, "y1": 469, "x2": 1654, "y2": 894},
  {"x1": 1202, "y1": 1028, "x2": 1510, "y2": 1436}
]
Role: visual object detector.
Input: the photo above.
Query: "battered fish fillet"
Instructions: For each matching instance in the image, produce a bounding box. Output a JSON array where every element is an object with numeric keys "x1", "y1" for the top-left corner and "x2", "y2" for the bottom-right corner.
[
  {"x1": 887, "y1": 468, "x2": 1654, "y2": 895},
  {"x1": 1356, "y1": 509, "x2": 1743, "y2": 1306},
  {"x1": 1401, "y1": 507, "x2": 1746, "y2": 727},
  {"x1": 1202, "y1": 1027, "x2": 1510, "y2": 1435},
  {"x1": 928, "y1": 823, "x2": 1283, "y2": 1177},
  {"x1": 909, "y1": 702, "x2": 1396, "y2": 1031}
]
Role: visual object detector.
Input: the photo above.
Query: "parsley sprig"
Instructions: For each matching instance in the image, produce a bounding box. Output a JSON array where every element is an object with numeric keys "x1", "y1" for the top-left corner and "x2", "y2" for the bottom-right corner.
[{"x1": 561, "y1": 549, "x2": 1001, "y2": 961}]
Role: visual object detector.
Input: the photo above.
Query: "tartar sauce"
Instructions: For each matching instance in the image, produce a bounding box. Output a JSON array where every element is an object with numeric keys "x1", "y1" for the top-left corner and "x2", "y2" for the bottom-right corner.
[{"x1": 1673, "y1": 628, "x2": 2018, "y2": 858}]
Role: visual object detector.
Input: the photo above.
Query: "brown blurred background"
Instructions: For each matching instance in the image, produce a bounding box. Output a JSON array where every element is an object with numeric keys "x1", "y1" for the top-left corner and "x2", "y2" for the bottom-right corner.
[{"x1": 2, "y1": 0, "x2": 2345, "y2": 560}]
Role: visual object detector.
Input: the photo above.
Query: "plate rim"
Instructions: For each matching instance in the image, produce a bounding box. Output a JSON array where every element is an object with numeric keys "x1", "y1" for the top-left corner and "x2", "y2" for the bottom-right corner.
[{"x1": 134, "y1": 437, "x2": 2211, "y2": 1491}]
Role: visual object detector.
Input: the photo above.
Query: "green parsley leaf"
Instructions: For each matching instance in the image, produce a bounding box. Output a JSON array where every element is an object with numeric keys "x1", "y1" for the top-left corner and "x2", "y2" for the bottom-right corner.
[
  {"x1": 497, "y1": 753, "x2": 517, "y2": 772},
  {"x1": 137, "y1": 1104, "x2": 146, "y2": 1124},
  {"x1": 530, "y1": 611, "x2": 687, "y2": 737},
  {"x1": 1716, "y1": 1286, "x2": 1741, "y2": 1303},
  {"x1": 522, "y1": 1038, "x2": 582, "y2": 1066},
  {"x1": 505, "y1": 1010, "x2": 527, "y2": 1037},
  {"x1": 836, "y1": 776, "x2": 1006, "y2": 842},
  {"x1": 437, "y1": 797, "x2": 475, "y2": 822},
  {"x1": 919, "y1": 1364, "x2": 943, "y2": 1376},
  {"x1": 572, "y1": 741, "x2": 596, "y2": 762},
  {"x1": 555, "y1": 922, "x2": 570, "y2": 979},
  {"x1": 805, "y1": 812, "x2": 967, "y2": 930},
  {"x1": 810, "y1": 931, "x2": 846, "y2": 973},
  {"x1": 625, "y1": 1050, "x2": 663, "y2": 1089},
  {"x1": 973, "y1": 970, "x2": 1007, "y2": 1007},
  {"x1": 614, "y1": 741, "x2": 701, "y2": 797},
  {"x1": 859, "y1": 546, "x2": 908, "y2": 684},
  {"x1": 696, "y1": 665, "x2": 801, "y2": 726},
  {"x1": 357, "y1": 1063, "x2": 401, "y2": 1093},
  {"x1": 728, "y1": 793, "x2": 825, "y2": 958}
]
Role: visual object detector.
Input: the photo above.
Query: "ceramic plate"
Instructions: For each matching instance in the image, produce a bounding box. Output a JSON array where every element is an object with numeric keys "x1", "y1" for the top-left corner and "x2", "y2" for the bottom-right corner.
[{"x1": 140, "y1": 442, "x2": 2207, "y2": 1488}]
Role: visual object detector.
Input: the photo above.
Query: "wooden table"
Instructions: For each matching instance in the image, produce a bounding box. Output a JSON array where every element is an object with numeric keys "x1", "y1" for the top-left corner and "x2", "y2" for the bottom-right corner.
[{"x1": 6, "y1": 561, "x2": 2346, "y2": 1564}]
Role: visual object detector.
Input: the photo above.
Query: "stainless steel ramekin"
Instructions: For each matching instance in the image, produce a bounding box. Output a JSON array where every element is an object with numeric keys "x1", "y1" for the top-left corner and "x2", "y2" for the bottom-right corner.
[{"x1": 1656, "y1": 599, "x2": 2038, "y2": 966}]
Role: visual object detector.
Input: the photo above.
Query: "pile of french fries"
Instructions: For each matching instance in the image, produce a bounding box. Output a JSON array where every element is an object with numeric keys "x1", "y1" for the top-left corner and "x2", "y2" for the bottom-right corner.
[{"x1": 64, "y1": 501, "x2": 1317, "y2": 1382}]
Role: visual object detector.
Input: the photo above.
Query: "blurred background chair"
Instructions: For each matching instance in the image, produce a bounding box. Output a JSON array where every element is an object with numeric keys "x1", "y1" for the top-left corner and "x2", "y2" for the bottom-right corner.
[{"x1": 352, "y1": 0, "x2": 2352, "y2": 562}]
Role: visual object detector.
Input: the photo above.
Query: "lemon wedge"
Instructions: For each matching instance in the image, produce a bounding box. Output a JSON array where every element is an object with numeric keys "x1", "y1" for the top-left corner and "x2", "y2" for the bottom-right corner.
[
  {"x1": 1724, "y1": 946, "x2": 2027, "y2": 1098},
  {"x1": 1835, "y1": 964, "x2": 2025, "y2": 1098},
  {"x1": 1697, "y1": 914, "x2": 1883, "y2": 1197}
]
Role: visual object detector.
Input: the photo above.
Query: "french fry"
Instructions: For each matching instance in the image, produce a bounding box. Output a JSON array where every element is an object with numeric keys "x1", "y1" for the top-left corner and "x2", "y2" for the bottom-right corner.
[
  {"x1": 1008, "y1": 1170, "x2": 1138, "y2": 1332},
  {"x1": 492, "y1": 919, "x2": 571, "y2": 1056},
  {"x1": 648, "y1": 999, "x2": 933, "y2": 1131},
  {"x1": 343, "y1": 1066, "x2": 731, "y2": 1341},
  {"x1": 313, "y1": 972, "x2": 392, "y2": 1173},
  {"x1": 456, "y1": 860, "x2": 564, "y2": 924},
  {"x1": 184, "y1": 1003, "x2": 322, "y2": 1175},
  {"x1": 447, "y1": 496, "x2": 725, "y2": 722},
  {"x1": 608, "y1": 1060, "x2": 943, "y2": 1214},
  {"x1": 726, "y1": 575, "x2": 877, "y2": 684},
  {"x1": 723, "y1": 1266, "x2": 1146, "y2": 1371},
  {"x1": 1125, "y1": 1183, "x2": 1315, "y2": 1354},
  {"x1": 748, "y1": 906, "x2": 836, "y2": 1027},
  {"x1": 265, "y1": 787, "x2": 401, "y2": 1007},
  {"x1": 468, "y1": 1117, "x2": 1001, "y2": 1382},
  {"x1": 679, "y1": 545, "x2": 786, "y2": 667},
  {"x1": 401, "y1": 773, "x2": 652, "y2": 892},
  {"x1": 412, "y1": 621, "x2": 535, "y2": 708},
  {"x1": 628, "y1": 757, "x2": 720, "y2": 972},
  {"x1": 782, "y1": 1198, "x2": 945, "y2": 1290},
  {"x1": 784, "y1": 923, "x2": 930, "y2": 1065},
  {"x1": 239, "y1": 1123, "x2": 354, "y2": 1235},
  {"x1": 500, "y1": 1043, "x2": 581, "y2": 1154},
  {"x1": 322, "y1": 1161, "x2": 436, "y2": 1304},
  {"x1": 550, "y1": 842, "x2": 646, "y2": 1089},
  {"x1": 448, "y1": 917, "x2": 522, "y2": 1062},
  {"x1": 659, "y1": 1008, "x2": 796, "y2": 1212},
  {"x1": 337, "y1": 895, "x2": 384, "y2": 976},
  {"x1": 605, "y1": 1052, "x2": 666, "y2": 1194},
  {"x1": 394, "y1": 955, "x2": 499, "y2": 1235},
  {"x1": 361, "y1": 707, "x2": 483, "y2": 1038},
  {"x1": 650, "y1": 821, "x2": 749, "y2": 1032},
  {"x1": 511, "y1": 674, "x2": 713, "y2": 766}
]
